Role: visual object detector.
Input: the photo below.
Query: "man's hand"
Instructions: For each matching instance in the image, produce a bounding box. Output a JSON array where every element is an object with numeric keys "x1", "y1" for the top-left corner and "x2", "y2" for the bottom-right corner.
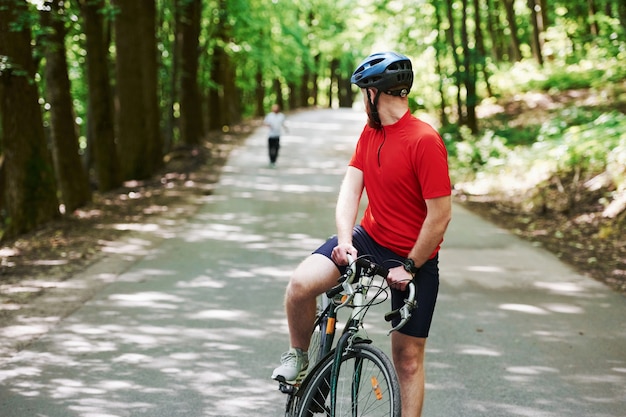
[
  {"x1": 331, "y1": 244, "x2": 357, "y2": 266},
  {"x1": 386, "y1": 266, "x2": 414, "y2": 291}
]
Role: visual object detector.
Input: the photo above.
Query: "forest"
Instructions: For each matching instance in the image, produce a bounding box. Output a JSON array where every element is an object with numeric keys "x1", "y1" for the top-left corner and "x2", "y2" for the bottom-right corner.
[{"x1": 1, "y1": 0, "x2": 625, "y2": 247}]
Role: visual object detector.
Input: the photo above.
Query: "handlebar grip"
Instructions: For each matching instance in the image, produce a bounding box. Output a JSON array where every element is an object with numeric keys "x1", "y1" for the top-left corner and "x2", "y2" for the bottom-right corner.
[
  {"x1": 384, "y1": 309, "x2": 401, "y2": 322},
  {"x1": 355, "y1": 258, "x2": 389, "y2": 278},
  {"x1": 326, "y1": 284, "x2": 343, "y2": 298}
]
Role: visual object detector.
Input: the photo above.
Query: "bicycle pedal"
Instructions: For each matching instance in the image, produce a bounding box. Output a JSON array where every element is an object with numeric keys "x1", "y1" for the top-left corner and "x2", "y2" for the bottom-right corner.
[
  {"x1": 278, "y1": 382, "x2": 296, "y2": 395},
  {"x1": 275, "y1": 372, "x2": 304, "y2": 388}
]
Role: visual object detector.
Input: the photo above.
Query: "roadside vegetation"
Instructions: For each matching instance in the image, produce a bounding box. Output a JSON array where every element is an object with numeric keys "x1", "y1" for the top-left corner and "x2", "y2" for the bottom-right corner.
[{"x1": 446, "y1": 57, "x2": 626, "y2": 294}]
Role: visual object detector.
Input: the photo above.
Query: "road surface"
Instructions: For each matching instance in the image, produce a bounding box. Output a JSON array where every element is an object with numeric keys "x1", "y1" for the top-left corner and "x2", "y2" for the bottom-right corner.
[{"x1": 0, "y1": 108, "x2": 624, "y2": 416}]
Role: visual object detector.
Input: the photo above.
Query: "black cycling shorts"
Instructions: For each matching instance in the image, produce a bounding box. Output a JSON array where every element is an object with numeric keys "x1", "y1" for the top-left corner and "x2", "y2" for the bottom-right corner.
[{"x1": 312, "y1": 225, "x2": 439, "y2": 338}]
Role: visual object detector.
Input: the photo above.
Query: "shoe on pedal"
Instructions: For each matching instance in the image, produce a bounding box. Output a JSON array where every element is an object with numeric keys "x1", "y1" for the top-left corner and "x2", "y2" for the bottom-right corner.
[{"x1": 272, "y1": 347, "x2": 309, "y2": 383}]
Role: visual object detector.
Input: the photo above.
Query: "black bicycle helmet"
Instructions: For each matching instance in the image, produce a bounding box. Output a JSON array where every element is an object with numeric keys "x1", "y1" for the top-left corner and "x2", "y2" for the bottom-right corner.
[{"x1": 351, "y1": 51, "x2": 413, "y2": 94}]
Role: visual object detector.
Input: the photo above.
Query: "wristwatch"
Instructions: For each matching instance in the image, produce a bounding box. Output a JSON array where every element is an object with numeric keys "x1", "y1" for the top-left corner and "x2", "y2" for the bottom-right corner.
[{"x1": 403, "y1": 258, "x2": 420, "y2": 275}]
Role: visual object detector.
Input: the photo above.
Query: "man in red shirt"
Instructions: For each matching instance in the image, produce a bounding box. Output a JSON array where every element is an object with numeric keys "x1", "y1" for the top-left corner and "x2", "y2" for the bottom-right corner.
[{"x1": 272, "y1": 51, "x2": 452, "y2": 417}]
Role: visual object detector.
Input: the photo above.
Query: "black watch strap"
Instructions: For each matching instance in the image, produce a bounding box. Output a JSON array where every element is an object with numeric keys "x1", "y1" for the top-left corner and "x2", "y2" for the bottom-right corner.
[{"x1": 403, "y1": 258, "x2": 420, "y2": 275}]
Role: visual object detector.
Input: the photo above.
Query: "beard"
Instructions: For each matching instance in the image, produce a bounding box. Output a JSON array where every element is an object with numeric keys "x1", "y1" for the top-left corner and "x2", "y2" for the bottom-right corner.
[
  {"x1": 367, "y1": 114, "x2": 382, "y2": 129},
  {"x1": 365, "y1": 101, "x2": 382, "y2": 129}
]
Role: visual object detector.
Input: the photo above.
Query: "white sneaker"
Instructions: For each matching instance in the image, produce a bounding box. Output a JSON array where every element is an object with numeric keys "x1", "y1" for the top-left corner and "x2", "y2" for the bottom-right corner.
[{"x1": 271, "y1": 348, "x2": 309, "y2": 383}]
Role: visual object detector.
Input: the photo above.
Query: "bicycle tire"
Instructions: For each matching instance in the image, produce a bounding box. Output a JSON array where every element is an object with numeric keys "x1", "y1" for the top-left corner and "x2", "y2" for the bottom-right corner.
[
  {"x1": 308, "y1": 321, "x2": 324, "y2": 367},
  {"x1": 297, "y1": 343, "x2": 401, "y2": 417},
  {"x1": 308, "y1": 297, "x2": 331, "y2": 367}
]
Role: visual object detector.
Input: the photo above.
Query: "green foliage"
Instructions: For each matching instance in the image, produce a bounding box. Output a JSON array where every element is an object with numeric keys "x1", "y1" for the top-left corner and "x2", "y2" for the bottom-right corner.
[
  {"x1": 536, "y1": 111, "x2": 626, "y2": 173},
  {"x1": 449, "y1": 110, "x2": 626, "y2": 194}
]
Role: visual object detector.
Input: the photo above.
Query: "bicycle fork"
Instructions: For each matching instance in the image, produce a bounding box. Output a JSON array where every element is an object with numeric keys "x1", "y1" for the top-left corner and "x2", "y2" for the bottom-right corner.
[{"x1": 329, "y1": 326, "x2": 369, "y2": 417}]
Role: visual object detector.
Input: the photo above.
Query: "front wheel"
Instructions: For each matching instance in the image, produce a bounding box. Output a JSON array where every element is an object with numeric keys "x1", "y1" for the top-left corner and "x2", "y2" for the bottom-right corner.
[{"x1": 297, "y1": 343, "x2": 401, "y2": 417}]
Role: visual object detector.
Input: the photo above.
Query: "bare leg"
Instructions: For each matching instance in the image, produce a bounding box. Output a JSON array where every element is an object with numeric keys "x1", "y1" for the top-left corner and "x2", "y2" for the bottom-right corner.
[
  {"x1": 391, "y1": 332, "x2": 426, "y2": 417},
  {"x1": 284, "y1": 254, "x2": 340, "y2": 350}
]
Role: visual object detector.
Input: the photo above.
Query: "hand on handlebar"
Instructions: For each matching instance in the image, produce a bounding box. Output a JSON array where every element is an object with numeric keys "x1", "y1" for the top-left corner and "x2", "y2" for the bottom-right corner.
[
  {"x1": 331, "y1": 244, "x2": 357, "y2": 266},
  {"x1": 385, "y1": 266, "x2": 414, "y2": 291}
]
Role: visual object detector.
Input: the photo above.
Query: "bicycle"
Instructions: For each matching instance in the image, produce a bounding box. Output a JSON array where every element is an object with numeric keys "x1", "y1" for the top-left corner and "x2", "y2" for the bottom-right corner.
[{"x1": 277, "y1": 254, "x2": 417, "y2": 417}]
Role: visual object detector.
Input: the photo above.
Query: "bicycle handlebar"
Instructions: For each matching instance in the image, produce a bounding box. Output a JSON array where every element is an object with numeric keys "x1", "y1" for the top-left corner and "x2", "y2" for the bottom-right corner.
[
  {"x1": 325, "y1": 254, "x2": 417, "y2": 334},
  {"x1": 384, "y1": 281, "x2": 416, "y2": 334}
]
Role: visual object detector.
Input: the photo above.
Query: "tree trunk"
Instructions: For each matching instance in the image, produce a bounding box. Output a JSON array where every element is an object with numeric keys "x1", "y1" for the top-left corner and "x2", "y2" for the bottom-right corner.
[
  {"x1": 113, "y1": 0, "x2": 162, "y2": 180},
  {"x1": 0, "y1": 0, "x2": 59, "y2": 238},
  {"x1": 179, "y1": 0, "x2": 204, "y2": 145},
  {"x1": 273, "y1": 78, "x2": 285, "y2": 111},
  {"x1": 114, "y1": 0, "x2": 147, "y2": 180},
  {"x1": 164, "y1": 0, "x2": 181, "y2": 153},
  {"x1": 618, "y1": 0, "x2": 626, "y2": 33},
  {"x1": 207, "y1": 55, "x2": 221, "y2": 131},
  {"x1": 485, "y1": 0, "x2": 504, "y2": 61},
  {"x1": 444, "y1": 0, "x2": 465, "y2": 125},
  {"x1": 299, "y1": 69, "x2": 310, "y2": 107},
  {"x1": 42, "y1": 1, "x2": 92, "y2": 213},
  {"x1": 587, "y1": 0, "x2": 599, "y2": 36},
  {"x1": 461, "y1": 0, "x2": 478, "y2": 133},
  {"x1": 528, "y1": 0, "x2": 545, "y2": 66},
  {"x1": 312, "y1": 54, "x2": 320, "y2": 107},
  {"x1": 138, "y1": 0, "x2": 163, "y2": 171},
  {"x1": 433, "y1": 1, "x2": 449, "y2": 126},
  {"x1": 503, "y1": 0, "x2": 523, "y2": 61},
  {"x1": 222, "y1": 57, "x2": 240, "y2": 125},
  {"x1": 536, "y1": 0, "x2": 547, "y2": 31},
  {"x1": 328, "y1": 58, "x2": 338, "y2": 108},
  {"x1": 473, "y1": 0, "x2": 493, "y2": 97},
  {"x1": 79, "y1": 0, "x2": 120, "y2": 192},
  {"x1": 288, "y1": 81, "x2": 298, "y2": 110},
  {"x1": 255, "y1": 67, "x2": 265, "y2": 117},
  {"x1": 337, "y1": 71, "x2": 353, "y2": 108}
]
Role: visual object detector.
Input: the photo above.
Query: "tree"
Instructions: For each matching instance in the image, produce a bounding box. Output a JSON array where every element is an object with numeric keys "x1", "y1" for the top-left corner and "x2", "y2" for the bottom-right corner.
[
  {"x1": 460, "y1": 0, "x2": 478, "y2": 133},
  {"x1": 178, "y1": 0, "x2": 204, "y2": 145},
  {"x1": 502, "y1": 0, "x2": 522, "y2": 61},
  {"x1": 444, "y1": 0, "x2": 465, "y2": 125},
  {"x1": 78, "y1": 0, "x2": 120, "y2": 192},
  {"x1": 113, "y1": 0, "x2": 162, "y2": 180},
  {"x1": 214, "y1": 0, "x2": 241, "y2": 127},
  {"x1": 528, "y1": 0, "x2": 545, "y2": 65},
  {"x1": 41, "y1": 0, "x2": 92, "y2": 212},
  {"x1": 138, "y1": 0, "x2": 163, "y2": 169},
  {"x1": 433, "y1": 1, "x2": 449, "y2": 126},
  {"x1": 0, "y1": 0, "x2": 59, "y2": 238},
  {"x1": 472, "y1": 0, "x2": 493, "y2": 96},
  {"x1": 485, "y1": 0, "x2": 504, "y2": 61}
]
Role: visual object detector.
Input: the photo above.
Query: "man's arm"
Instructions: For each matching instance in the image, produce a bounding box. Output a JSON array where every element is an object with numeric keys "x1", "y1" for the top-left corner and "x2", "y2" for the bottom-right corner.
[
  {"x1": 332, "y1": 166, "x2": 364, "y2": 264},
  {"x1": 406, "y1": 195, "x2": 452, "y2": 267},
  {"x1": 387, "y1": 195, "x2": 452, "y2": 290}
]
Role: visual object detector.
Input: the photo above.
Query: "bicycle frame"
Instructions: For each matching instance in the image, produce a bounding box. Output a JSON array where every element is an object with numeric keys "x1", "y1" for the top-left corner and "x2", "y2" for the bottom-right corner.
[
  {"x1": 326, "y1": 255, "x2": 378, "y2": 416},
  {"x1": 280, "y1": 255, "x2": 416, "y2": 417}
]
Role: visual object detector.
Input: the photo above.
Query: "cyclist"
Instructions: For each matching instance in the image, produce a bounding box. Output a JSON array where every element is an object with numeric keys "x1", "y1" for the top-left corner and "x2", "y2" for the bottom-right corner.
[{"x1": 272, "y1": 51, "x2": 452, "y2": 417}]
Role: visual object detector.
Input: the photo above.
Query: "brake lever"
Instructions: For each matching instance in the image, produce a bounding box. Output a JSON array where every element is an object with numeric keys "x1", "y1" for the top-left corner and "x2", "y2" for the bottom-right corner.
[{"x1": 385, "y1": 281, "x2": 417, "y2": 335}]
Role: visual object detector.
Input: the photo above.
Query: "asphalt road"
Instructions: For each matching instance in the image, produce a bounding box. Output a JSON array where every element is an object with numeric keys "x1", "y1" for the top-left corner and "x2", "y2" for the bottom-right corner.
[{"x1": 0, "y1": 108, "x2": 624, "y2": 417}]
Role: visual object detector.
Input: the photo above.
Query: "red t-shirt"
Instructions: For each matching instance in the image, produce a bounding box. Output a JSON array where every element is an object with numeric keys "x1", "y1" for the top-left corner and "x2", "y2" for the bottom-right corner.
[{"x1": 349, "y1": 110, "x2": 451, "y2": 257}]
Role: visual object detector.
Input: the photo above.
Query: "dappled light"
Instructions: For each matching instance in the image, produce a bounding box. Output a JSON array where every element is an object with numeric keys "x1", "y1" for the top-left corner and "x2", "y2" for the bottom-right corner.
[
  {"x1": 1, "y1": 107, "x2": 625, "y2": 416},
  {"x1": 427, "y1": 202, "x2": 626, "y2": 416},
  {"x1": 500, "y1": 303, "x2": 551, "y2": 315},
  {"x1": 457, "y1": 345, "x2": 502, "y2": 356},
  {"x1": 0, "y1": 109, "x2": 380, "y2": 416}
]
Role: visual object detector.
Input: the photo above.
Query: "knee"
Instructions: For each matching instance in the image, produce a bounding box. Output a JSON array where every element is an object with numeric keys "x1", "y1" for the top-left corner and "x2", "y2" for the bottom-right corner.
[
  {"x1": 285, "y1": 273, "x2": 313, "y2": 302},
  {"x1": 285, "y1": 254, "x2": 338, "y2": 302},
  {"x1": 393, "y1": 338, "x2": 426, "y2": 376}
]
